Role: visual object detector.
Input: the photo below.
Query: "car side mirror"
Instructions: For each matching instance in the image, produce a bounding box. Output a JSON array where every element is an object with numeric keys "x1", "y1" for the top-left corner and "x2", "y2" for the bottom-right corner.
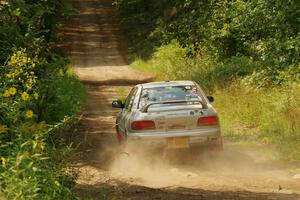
[
  {"x1": 112, "y1": 100, "x2": 124, "y2": 108},
  {"x1": 207, "y1": 96, "x2": 214, "y2": 103}
]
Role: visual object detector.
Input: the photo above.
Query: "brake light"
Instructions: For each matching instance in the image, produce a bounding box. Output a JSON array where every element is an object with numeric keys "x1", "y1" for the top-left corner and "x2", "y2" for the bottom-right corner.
[
  {"x1": 198, "y1": 117, "x2": 218, "y2": 125},
  {"x1": 131, "y1": 121, "x2": 156, "y2": 130}
]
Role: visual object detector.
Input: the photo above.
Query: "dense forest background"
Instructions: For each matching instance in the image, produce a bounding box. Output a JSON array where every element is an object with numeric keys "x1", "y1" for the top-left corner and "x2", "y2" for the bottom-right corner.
[
  {"x1": 114, "y1": 0, "x2": 300, "y2": 160},
  {"x1": 0, "y1": 1, "x2": 84, "y2": 199},
  {"x1": 115, "y1": 0, "x2": 300, "y2": 89}
]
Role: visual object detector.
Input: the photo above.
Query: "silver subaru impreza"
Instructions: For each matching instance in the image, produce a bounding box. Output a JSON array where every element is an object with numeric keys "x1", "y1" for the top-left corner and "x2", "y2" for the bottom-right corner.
[{"x1": 112, "y1": 81, "x2": 222, "y2": 150}]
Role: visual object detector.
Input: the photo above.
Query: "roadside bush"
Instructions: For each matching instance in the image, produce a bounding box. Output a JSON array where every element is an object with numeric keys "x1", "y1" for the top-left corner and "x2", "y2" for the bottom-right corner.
[
  {"x1": 40, "y1": 69, "x2": 85, "y2": 123},
  {"x1": 0, "y1": 0, "x2": 74, "y2": 63},
  {"x1": 192, "y1": 56, "x2": 258, "y2": 91},
  {"x1": 0, "y1": 1, "x2": 84, "y2": 199},
  {"x1": 0, "y1": 49, "x2": 83, "y2": 199},
  {"x1": 132, "y1": 41, "x2": 195, "y2": 80},
  {"x1": 132, "y1": 41, "x2": 259, "y2": 91}
]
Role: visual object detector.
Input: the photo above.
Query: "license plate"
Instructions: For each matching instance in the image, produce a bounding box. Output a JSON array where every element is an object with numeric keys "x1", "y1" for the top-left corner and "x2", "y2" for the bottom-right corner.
[{"x1": 167, "y1": 137, "x2": 189, "y2": 149}]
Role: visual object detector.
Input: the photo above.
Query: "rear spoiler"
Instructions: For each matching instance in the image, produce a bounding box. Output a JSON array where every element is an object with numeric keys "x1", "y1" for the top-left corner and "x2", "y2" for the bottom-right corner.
[{"x1": 141, "y1": 100, "x2": 206, "y2": 113}]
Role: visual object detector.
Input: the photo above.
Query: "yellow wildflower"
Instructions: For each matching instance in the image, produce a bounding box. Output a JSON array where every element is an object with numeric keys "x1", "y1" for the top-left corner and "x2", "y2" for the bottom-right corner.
[
  {"x1": 33, "y1": 92, "x2": 39, "y2": 100},
  {"x1": 8, "y1": 87, "x2": 17, "y2": 96},
  {"x1": 25, "y1": 79, "x2": 34, "y2": 88},
  {"x1": 25, "y1": 110, "x2": 34, "y2": 118},
  {"x1": 1, "y1": 157, "x2": 7, "y2": 168},
  {"x1": 21, "y1": 92, "x2": 29, "y2": 101},
  {"x1": 22, "y1": 56, "x2": 30, "y2": 64},
  {"x1": 8, "y1": 54, "x2": 17, "y2": 65},
  {"x1": 54, "y1": 181, "x2": 60, "y2": 187},
  {"x1": 0, "y1": 124, "x2": 7, "y2": 134},
  {"x1": 6, "y1": 73, "x2": 12, "y2": 78},
  {"x1": 3, "y1": 90, "x2": 10, "y2": 97},
  {"x1": 28, "y1": 78, "x2": 35, "y2": 85}
]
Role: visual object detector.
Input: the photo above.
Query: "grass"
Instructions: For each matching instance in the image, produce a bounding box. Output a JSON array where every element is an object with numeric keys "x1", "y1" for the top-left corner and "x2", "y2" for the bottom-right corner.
[
  {"x1": 130, "y1": 41, "x2": 300, "y2": 162},
  {"x1": 42, "y1": 66, "x2": 86, "y2": 123},
  {"x1": 214, "y1": 85, "x2": 300, "y2": 161}
]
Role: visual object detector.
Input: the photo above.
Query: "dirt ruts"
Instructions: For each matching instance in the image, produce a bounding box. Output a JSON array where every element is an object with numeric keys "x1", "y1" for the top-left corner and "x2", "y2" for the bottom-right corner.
[{"x1": 61, "y1": 0, "x2": 300, "y2": 199}]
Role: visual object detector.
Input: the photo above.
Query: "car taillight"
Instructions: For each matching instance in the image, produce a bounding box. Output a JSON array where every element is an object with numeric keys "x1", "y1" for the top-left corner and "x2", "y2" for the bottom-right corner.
[
  {"x1": 131, "y1": 121, "x2": 156, "y2": 130},
  {"x1": 198, "y1": 116, "x2": 218, "y2": 125}
]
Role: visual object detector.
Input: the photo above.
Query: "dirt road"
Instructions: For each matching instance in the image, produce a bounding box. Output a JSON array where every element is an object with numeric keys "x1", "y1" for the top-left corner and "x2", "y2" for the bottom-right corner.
[{"x1": 61, "y1": 0, "x2": 300, "y2": 199}]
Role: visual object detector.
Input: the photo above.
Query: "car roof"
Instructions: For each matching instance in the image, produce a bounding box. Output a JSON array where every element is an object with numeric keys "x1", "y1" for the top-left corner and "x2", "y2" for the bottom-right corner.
[{"x1": 139, "y1": 80, "x2": 195, "y2": 89}]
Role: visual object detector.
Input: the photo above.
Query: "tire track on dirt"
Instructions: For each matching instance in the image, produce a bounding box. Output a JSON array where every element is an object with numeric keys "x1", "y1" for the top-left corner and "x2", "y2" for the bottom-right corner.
[{"x1": 61, "y1": 0, "x2": 300, "y2": 199}]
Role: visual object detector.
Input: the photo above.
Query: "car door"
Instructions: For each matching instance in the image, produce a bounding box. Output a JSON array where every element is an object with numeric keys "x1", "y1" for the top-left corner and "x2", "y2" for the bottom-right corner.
[{"x1": 118, "y1": 87, "x2": 138, "y2": 134}]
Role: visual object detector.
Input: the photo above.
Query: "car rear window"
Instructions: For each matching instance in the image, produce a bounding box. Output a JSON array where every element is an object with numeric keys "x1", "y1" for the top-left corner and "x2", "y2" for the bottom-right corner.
[{"x1": 139, "y1": 85, "x2": 202, "y2": 108}]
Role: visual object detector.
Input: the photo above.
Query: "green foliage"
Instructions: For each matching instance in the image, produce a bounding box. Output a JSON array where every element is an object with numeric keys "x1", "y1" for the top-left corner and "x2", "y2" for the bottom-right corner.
[
  {"x1": 0, "y1": 1, "x2": 83, "y2": 199},
  {"x1": 0, "y1": 50, "x2": 81, "y2": 200},
  {"x1": 115, "y1": 0, "x2": 300, "y2": 85},
  {"x1": 0, "y1": 0, "x2": 74, "y2": 62},
  {"x1": 40, "y1": 69, "x2": 85, "y2": 123},
  {"x1": 132, "y1": 41, "x2": 195, "y2": 80},
  {"x1": 192, "y1": 56, "x2": 258, "y2": 91},
  {"x1": 241, "y1": 65, "x2": 300, "y2": 88},
  {"x1": 132, "y1": 42, "x2": 260, "y2": 91},
  {"x1": 0, "y1": 119, "x2": 77, "y2": 199},
  {"x1": 114, "y1": 0, "x2": 169, "y2": 58}
]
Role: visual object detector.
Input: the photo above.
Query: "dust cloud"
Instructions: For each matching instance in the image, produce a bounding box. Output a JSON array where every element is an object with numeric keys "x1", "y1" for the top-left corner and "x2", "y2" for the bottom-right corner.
[{"x1": 109, "y1": 143, "x2": 300, "y2": 193}]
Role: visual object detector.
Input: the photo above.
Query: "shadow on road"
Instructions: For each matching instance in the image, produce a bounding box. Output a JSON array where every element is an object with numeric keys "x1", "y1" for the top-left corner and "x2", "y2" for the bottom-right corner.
[{"x1": 75, "y1": 181, "x2": 299, "y2": 200}]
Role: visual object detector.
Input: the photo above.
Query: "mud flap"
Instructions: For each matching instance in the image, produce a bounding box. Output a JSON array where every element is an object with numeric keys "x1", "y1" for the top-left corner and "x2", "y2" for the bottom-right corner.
[
  {"x1": 214, "y1": 137, "x2": 223, "y2": 151},
  {"x1": 116, "y1": 124, "x2": 126, "y2": 144},
  {"x1": 206, "y1": 137, "x2": 223, "y2": 158}
]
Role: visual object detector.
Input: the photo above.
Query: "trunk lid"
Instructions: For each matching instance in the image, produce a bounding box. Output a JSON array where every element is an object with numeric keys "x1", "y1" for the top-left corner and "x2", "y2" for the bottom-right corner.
[{"x1": 149, "y1": 104, "x2": 204, "y2": 131}]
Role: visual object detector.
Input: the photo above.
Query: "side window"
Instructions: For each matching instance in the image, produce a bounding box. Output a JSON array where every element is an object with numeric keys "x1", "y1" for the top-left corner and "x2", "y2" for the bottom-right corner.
[{"x1": 124, "y1": 87, "x2": 137, "y2": 110}]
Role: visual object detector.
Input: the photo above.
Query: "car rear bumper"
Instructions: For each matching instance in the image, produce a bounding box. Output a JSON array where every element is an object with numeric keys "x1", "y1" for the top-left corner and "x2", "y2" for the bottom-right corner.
[{"x1": 126, "y1": 128, "x2": 221, "y2": 148}]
